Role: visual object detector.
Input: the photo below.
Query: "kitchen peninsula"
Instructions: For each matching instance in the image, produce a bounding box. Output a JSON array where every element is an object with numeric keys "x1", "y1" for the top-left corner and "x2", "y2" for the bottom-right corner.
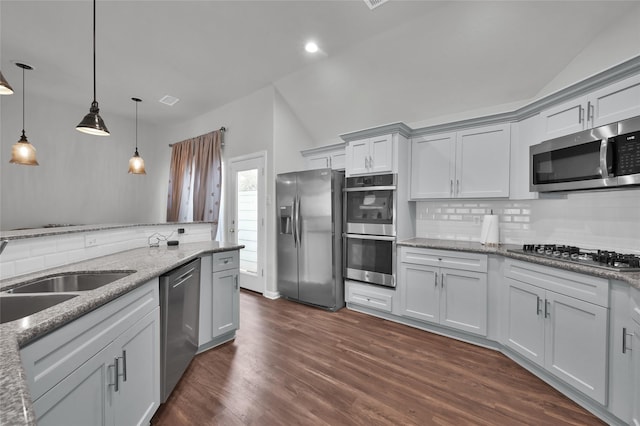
[{"x1": 0, "y1": 223, "x2": 242, "y2": 426}]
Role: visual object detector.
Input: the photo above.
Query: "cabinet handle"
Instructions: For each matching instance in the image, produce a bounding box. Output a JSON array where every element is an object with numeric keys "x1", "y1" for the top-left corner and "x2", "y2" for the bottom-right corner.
[
  {"x1": 587, "y1": 101, "x2": 593, "y2": 123},
  {"x1": 544, "y1": 299, "x2": 551, "y2": 319},
  {"x1": 456, "y1": 179, "x2": 460, "y2": 195},
  {"x1": 121, "y1": 350, "x2": 127, "y2": 382},
  {"x1": 623, "y1": 327, "x2": 634, "y2": 354},
  {"x1": 441, "y1": 273, "x2": 445, "y2": 288},
  {"x1": 434, "y1": 272, "x2": 438, "y2": 287},
  {"x1": 235, "y1": 275, "x2": 239, "y2": 290},
  {"x1": 113, "y1": 357, "x2": 120, "y2": 392},
  {"x1": 536, "y1": 296, "x2": 542, "y2": 316},
  {"x1": 579, "y1": 106, "x2": 584, "y2": 124},
  {"x1": 108, "y1": 362, "x2": 118, "y2": 391},
  {"x1": 450, "y1": 180, "x2": 453, "y2": 196}
]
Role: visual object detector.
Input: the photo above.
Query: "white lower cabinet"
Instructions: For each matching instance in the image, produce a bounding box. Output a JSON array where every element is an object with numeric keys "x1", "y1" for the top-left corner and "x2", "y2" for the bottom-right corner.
[
  {"x1": 398, "y1": 247, "x2": 488, "y2": 336},
  {"x1": 21, "y1": 280, "x2": 160, "y2": 426},
  {"x1": 345, "y1": 280, "x2": 394, "y2": 313},
  {"x1": 631, "y1": 288, "x2": 640, "y2": 426},
  {"x1": 504, "y1": 259, "x2": 609, "y2": 405},
  {"x1": 199, "y1": 250, "x2": 240, "y2": 350}
]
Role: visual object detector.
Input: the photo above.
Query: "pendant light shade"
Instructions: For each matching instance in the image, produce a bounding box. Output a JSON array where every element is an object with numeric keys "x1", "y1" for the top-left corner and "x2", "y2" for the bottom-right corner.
[
  {"x1": 128, "y1": 97, "x2": 146, "y2": 174},
  {"x1": 0, "y1": 70, "x2": 14, "y2": 95},
  {"x1": 10, "y1": 63, "x2": 38, "y2": 166},
  {"x1": 76, "y1": 0, "x2": 109, "y2": 136}
]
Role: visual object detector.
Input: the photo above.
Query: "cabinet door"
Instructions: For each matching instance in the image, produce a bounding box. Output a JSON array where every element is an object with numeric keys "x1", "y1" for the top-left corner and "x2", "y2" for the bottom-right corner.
[
  {"x1": 306, "y1": 154, "x2": 330, "y2": 170},
  {"x1": 330, "y1": 151, "x2": 346, "y2": 170},
  {"x1": 113, "y1": 308, "x2": 160, "y2": 426},
  {"x1": 540, "y1": 95, "x2": 589, "y2": 140},
  {"x1": 544, "y1": 291, "x2": 608, "y2": 405},
  {"x1": 440, "y1": 268, "x2": 488, "y2": 336},
  {"x1": 33, "y1": 345, "x2": 112, "y2": 426},
  {"x1": 345, "y1": 138, "x2": 370, "y2": 176},
  {"x1": 504, "y1": 278, "x2": 546, "y2": 367},
  {"x1": 399, "y1": 263, "x2": 439, "y2": 324},
  {"x1": 589, "y1": 73, "x2": 640, "y2": 127},
  {"x1": 369, "y1": 134, "x2": 394, "y2": 174},
  {"x1": 631, "y1": 309, "x2": 640, "y2": 426},
  {"x1": 212, "y1": 269, "x2": 239, "y2": 338},
  {"x1": 455, "y1": 124, "x2": 510, "y2": 198},
  {"x1": 410, "y1": 133, "x2": 455, "y2": 199}
]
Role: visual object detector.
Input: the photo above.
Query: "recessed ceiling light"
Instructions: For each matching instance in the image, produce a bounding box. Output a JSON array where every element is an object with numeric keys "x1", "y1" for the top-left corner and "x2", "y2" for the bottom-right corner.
[
  {"x1": 305, "y1": 41, "x2": 319, "y2": 53},
  {"x1": 159, "y1": 95, "x2": 179, "y2": 106}
]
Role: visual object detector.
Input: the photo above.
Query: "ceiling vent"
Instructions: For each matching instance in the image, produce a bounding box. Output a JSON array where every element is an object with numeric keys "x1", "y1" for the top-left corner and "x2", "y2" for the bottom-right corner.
[
  {"x1": 363, "y1": 0, "x2": 389, "y2": 10},
  {"x1": 159, "y1": 95, "x2": 179, "y2": 106}
]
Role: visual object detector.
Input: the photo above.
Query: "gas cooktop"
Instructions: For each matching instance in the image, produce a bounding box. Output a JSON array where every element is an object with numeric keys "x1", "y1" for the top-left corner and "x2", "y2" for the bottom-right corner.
[{"x1": 508, "y1": 244, "x2": 640, "y2": 272}]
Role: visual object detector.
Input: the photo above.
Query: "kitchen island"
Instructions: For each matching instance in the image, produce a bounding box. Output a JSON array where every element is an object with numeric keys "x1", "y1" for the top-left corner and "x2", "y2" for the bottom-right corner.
[{"x1": 0, "y1": 240, "x2": 242, "y2": 426}]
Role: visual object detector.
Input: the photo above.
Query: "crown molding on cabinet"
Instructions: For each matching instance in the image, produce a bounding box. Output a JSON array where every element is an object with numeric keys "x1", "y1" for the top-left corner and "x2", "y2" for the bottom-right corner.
[
  {"x1": 339, "y1": 121, "x2": 413, "y2": 142},
  {"x1": 300, "y1": 141, "x2": 346, "y2": 157},
  {"x1": 338, "y1": 55, "x2": 640, "y2": 141}
]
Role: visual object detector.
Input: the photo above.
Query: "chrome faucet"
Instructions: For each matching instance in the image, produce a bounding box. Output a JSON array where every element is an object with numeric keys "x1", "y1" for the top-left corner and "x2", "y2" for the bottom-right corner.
[{"x1": 0, "y1": 240, "x2": 8, "y2": 255}]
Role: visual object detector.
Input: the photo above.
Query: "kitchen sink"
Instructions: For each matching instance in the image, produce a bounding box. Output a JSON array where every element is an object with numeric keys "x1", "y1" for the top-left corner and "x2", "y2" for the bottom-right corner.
[
  {"x1": 5, "y1": 271, "x2": 134, "y2": 294},
  {"x1": 0, "y1": 294, "x2": 78, "y2": 324}
]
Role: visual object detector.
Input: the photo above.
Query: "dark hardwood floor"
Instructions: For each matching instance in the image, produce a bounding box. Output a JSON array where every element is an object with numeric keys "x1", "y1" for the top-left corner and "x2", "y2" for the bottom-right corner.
[{"x1": 151, "y1": 290, "x2": 605, "y2": 425}]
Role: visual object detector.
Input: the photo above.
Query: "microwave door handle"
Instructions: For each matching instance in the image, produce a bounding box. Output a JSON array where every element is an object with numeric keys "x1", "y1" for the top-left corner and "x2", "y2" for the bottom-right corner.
[{"x1": 600, "y1": 139, "x2": 613, "y2": 178}]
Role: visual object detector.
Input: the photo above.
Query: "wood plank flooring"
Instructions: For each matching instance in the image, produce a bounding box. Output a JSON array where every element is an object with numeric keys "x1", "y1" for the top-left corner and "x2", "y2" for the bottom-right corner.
[{"x1": 151, "y1": 290, "x2": 605, "y2": 425}]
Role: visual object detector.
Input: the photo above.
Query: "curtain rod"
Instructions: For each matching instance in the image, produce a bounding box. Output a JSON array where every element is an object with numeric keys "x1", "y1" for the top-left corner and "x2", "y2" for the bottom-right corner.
[{"x1": 168, "y1": 127, "x2": 226, "y2": 147}]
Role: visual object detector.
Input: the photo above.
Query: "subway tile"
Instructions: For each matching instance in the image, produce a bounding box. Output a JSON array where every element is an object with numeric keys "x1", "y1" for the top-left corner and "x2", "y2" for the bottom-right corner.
[
  {"x1": 56, "y1": 236, "x2": 85, "y2": 251},
  {"x1": 0, "y1": 262, "x2": 16, "y2": 279},
  {"x1": 45, "y1": 252, "x2": 68, "y2": 268},
  {"x1": 15, "y1": 256, "x2": 45, "y2": 276},
  {"x1": 0, "y1": 241, "x2": 31, "y2": 262}
]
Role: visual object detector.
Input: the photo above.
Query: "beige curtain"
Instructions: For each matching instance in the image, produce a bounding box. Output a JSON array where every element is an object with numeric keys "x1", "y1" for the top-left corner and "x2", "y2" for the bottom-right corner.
[
  {"x1": 167, "y1": 141, "x2": 193, "y2": 222},
  {"x1": 166, "y1": 131, "x2": 223, "y2": 235},
  {"x1": 193, "y1": 131, "x2": 222, "y2": 225}
]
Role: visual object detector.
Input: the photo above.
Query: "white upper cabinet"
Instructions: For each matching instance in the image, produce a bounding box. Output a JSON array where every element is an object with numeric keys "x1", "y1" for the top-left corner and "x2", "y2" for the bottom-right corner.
[
  {"x1": 409, "y1": 132, "x2": 456, "y2": 199},
  {"x1": 541, "y1": 73, "x2": 640, "y2": 140},
  {"x1": 302, "y1": 143, "x2": 346, "y2": 170},
  {"x1": 410, "y1": 123, "x2": 510, "y2": 199},
  {"x1": 345, "y1": 134, "x2": 394, "y2": 176}
]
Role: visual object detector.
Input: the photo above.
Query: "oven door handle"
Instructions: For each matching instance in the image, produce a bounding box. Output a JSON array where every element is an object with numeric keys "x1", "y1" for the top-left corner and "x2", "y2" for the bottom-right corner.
[
  {"x1": 344, "y1": 185, "x2": 397, "y2": 192},
  {"x1": 343, "y1": 233, "x2": 396, "y2": 241}
]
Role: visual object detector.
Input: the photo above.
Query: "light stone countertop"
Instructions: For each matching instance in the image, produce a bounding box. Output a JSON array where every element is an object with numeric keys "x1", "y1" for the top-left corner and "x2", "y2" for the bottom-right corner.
[
  {"x1": 0, "y1": 241, "x2": 243, "y2": 426},
  {"x1": 398, "y1": 238, "x2": 640, "y2": 290}
]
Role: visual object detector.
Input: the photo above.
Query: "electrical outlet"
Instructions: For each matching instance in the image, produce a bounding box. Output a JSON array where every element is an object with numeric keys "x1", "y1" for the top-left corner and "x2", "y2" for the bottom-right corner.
[
  {"x1": 178, "y1": 228, "x2": 185, "y2": 234},
  {"x1": 85, "y1": 235, "x2": 98, "y2": 247}
]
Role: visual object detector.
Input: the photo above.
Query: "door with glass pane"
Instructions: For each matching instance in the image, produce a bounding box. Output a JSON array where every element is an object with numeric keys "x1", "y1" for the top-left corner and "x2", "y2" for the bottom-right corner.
[{"x1": 228, "y1": 154, "x2": 266, "y2": 294}]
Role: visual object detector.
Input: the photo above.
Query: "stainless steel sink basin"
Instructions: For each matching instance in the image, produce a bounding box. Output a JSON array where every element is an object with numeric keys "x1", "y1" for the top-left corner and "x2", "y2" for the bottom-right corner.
[
  {"x1": 6, "y1": 271, "x2": 134, "y2": 294},
  {"x1": 0, "y1": 294, "x2": 78, "y2": 324}
]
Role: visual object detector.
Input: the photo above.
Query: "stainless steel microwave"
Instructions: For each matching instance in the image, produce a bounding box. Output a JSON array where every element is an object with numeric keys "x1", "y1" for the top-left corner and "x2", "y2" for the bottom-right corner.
[{"x1": 530, "y1": 115, "x2": 640, "y2": 192}]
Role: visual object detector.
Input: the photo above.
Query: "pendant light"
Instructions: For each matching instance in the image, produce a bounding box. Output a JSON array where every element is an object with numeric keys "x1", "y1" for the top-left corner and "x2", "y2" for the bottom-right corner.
[
  {"x1": 10, "y1": 63, "x2": 38, "y2": 166},
  {"x1": 76, "y1": 0, "x2": 109, "y2": 136},
  {"x1": 0, "y1": 70, "x2": 14, "y2": 95},
  {"x1": 128, "y1": 97, "x2": 146, "y2": 174}
]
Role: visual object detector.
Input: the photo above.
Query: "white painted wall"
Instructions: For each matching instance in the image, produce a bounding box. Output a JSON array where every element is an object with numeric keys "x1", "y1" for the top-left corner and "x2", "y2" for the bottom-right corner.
[
  {"x1": 0, "y1": 92, "x2": 165, "y2": 230},
  {"x1": 273, "y1": 88, "x2": 312, "y2": 174}
]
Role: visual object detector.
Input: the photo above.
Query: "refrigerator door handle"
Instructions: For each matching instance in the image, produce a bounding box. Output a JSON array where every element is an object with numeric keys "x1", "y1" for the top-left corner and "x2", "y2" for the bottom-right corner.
[
  {"x1": 296, "y1": 196, "x2": 302, "y2": 246},
  {"x1": 292, "y1": 197, "x2": 298, "y2": 248}
]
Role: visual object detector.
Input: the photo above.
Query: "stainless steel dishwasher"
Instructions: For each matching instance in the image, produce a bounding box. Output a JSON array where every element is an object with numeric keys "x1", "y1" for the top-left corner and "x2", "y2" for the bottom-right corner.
[{"x1": 159, "y1": 257, "x2": 201, "y2": 402}]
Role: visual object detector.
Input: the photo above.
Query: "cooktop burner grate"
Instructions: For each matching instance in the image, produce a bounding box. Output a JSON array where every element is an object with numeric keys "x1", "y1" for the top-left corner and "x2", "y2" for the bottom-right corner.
[{"x1": 508, "y1": 244, "x2": 640, "y2": 272}]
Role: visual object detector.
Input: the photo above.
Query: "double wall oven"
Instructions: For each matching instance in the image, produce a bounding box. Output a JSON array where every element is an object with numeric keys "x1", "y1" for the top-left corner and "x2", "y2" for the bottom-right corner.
[{"x1": 343, "y1": 174, "x2": 397, "y2": 288}]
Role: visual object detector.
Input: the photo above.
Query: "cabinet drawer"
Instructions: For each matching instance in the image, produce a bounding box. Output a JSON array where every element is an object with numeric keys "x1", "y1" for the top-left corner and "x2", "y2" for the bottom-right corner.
[
  {"x1": 346, "y1": 280, "x2": 394, "y2": 313},
  {"x1": 504, "y1": 259, "x2": 608, "y2": 307},
  {"x1": 212, "y1": 250, "x2": 239, "y2": 271},
  {"x1": 21, "y1": 279, "x2": 159, "y2": 400},
  {"x1": 400, "y1": 247, "x2": 487, "y2": 273}
]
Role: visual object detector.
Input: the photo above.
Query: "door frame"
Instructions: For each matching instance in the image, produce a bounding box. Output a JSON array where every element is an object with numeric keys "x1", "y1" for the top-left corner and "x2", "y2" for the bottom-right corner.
[{"x1": 227, "y1": 151, "x2": 267, "y2": 294}]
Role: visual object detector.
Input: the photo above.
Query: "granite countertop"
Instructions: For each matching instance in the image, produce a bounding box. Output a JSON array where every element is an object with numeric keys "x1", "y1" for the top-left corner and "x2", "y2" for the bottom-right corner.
[
  {"x1": 398, "y1": 238, "x2": 640, "y2": 290},
  {"x1": 0, "y1": 241, "x2": 243, "y2": 426},
  {"x1": 0, "y1": 222, "x2": 215, "y2": 241}
]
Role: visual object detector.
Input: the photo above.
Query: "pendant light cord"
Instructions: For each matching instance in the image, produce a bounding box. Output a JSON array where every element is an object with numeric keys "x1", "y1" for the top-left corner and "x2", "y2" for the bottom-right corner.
[
  {"x1": 93, "y1": 0, "x2": 96, "y2": 103},
  {"x1": 135, "y1": 101, "x2": 138, "y2": 151},
  {"x1": 22, "y1": 66, "x2": 25, "y2": 132}
]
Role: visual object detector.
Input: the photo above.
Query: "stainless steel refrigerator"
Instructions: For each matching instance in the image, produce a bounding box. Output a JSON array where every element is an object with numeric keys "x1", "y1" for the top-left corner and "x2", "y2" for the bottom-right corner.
[{"x1": 277, "y1": 168, "x2": 344, "y2": 311}]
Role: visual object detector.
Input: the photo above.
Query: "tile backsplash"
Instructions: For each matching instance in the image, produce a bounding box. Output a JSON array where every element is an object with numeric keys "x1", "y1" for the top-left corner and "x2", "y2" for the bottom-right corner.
[
  {"x1": 0, "y1": 223, "x2": 214, "y2": 280},
  {"x1": 415, "y1": 188, "x2": 640, "y2": 254}
]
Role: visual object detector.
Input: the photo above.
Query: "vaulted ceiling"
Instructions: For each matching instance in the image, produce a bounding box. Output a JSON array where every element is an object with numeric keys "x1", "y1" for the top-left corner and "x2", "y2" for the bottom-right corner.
[{"x1": 2, "y1": 1, "x2": 638, "y2": 143}]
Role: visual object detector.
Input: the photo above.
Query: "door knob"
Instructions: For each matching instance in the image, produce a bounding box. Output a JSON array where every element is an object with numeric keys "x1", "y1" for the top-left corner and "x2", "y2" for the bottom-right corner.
[{"x1": 229, "y1": 228, "x2": 235, "y2": 233}]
